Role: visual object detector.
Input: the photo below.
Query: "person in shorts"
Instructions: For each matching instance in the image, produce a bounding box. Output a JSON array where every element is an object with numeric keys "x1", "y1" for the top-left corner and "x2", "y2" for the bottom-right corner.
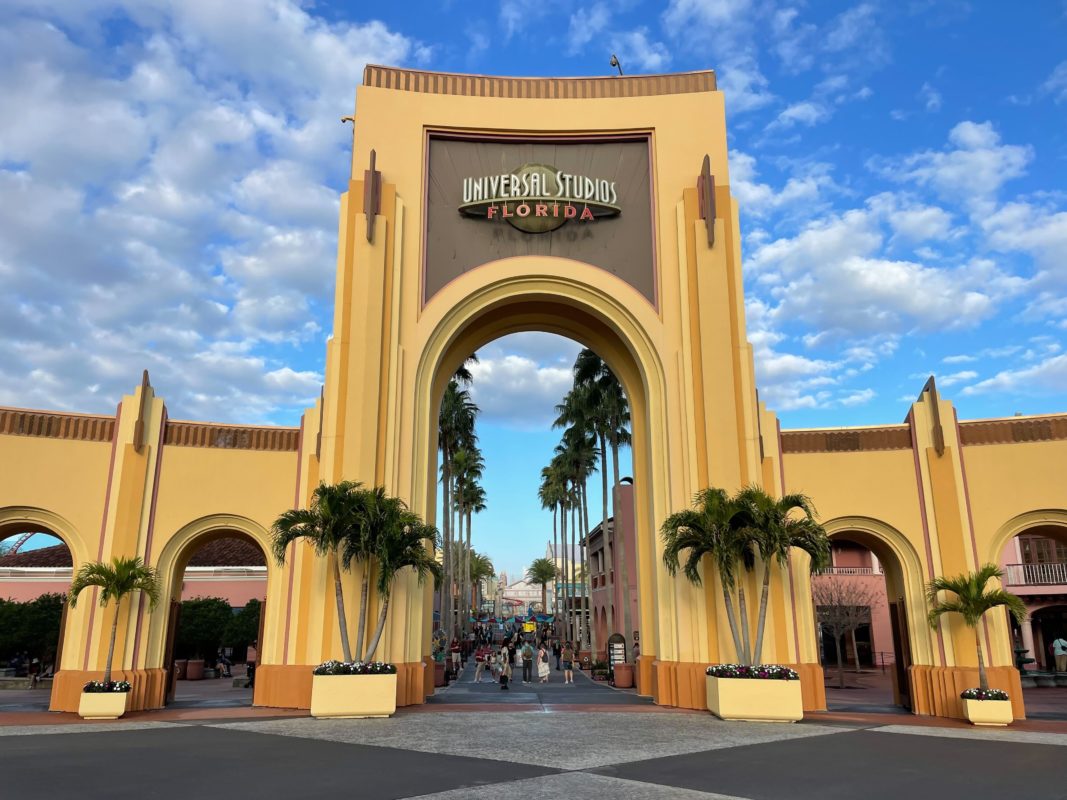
[{"x1": 561, "y1": 641, "x2": 575, "y2": 685}]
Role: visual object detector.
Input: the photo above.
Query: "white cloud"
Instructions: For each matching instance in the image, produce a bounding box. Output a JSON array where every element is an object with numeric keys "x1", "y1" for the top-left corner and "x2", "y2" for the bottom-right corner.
[
  {"x1": 567, "y1": 3, "x2": 612, "y2": 54},
  {"x1": 873, "y1": 121, "x2": 1032, "y2": 205},
  {"x1": 728, "y1": 150, "x2": 834, "y2": 218},
  {"x1": 1042, "y1": 60, "x2": 1067, "y2": 103},
  {"x1": 610, "y1": 29, "x2": 671, "y2": 72},
  {"x1": 469, "y1": 334, "x2": 582, "y2": 429},
  {"x1": 919, "y1": 82, "x2": 942, "y2": 112},
  {"x1": 942, "y1": 354, "x2": 977, "y2": 364},
  {"x1": 938, "y1": 370, "x2": 978, "y2": 387},
  {"x1": 840, "y1": 388, "x2": 876, "y2": 406},
  {"x1": 962, "y1": 354, "x2": 1067, "y2": 397},
  {"x1": 0, "y1": 1, "x2": 423, "y2": 423},
  {"x1": 767, "y1": 101, "x2": 831, "y2": 131}
]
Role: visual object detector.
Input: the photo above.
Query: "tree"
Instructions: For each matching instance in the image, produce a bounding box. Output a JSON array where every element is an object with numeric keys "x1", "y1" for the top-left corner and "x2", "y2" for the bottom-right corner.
[
  {"x1": 438, "y1": 373, "x2": 478, "y2": 637},
  {"x1": 175, "y1": 597, "x2": 234, "y2": 660},
  {"x1": 812, "y1": 577, "x2": 880, "y2": 688},
  {"x1": 362, "y1": 499, "x2": 440, "y2": 661},
  {"x1": 468, "y1": 550, "x2": 495, "y2": 613},
  {"x1": 538, "y1": 465, "x2": 566, "y2": 614},
  {"x1": 271, "y1": 480, "x2": 363, "y2": 662},
  {"x1": 572, "y1": 349, "x2": 631, "y2": 652},
  {"x1": 661, "y1": 485, "x2": 830, "y2": 666},
  {"x1": 734, "y1": 487, "x2": 830, "y2": 665},
  {"x1": 526, "y1": 558, "x2": 558, "y2": 614},
  {"x1": 225, "y1": 598, "x2": 262, "y2": 659},
  {"x1": 69, "y1": 556, "x2": 160, "y2": 684},
  {"x1": 926, "y1": 563, "x2": 1026, "y2": 692},
  {"x1": 0, "y1": 593, "x2": 64, "y2": 664}
]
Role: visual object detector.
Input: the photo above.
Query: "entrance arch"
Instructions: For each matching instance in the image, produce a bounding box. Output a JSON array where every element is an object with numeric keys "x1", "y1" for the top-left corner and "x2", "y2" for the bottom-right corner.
[
  {"x1": 822, "y1": 516, "x2": 933, "y2": 708},
  {"x1": 146, "y1": 514, "x2": 277, "y2": 708},
  {"x1": 411, "y1": 258, "x2": 681, "y2": 685}
]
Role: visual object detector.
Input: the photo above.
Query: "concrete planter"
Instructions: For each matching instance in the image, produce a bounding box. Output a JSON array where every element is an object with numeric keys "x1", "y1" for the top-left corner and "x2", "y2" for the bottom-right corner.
[
  {"x1": 962, "y1": 698, "x2": 1012, "y2": 726},
  {"x1": 78, "y1": 691, "x2": 129, "y2": 720},
  {"x1": 612, "y1": 663, "x2": 634, "y2": 688},
  {"x1": 706, "y1": 675, "x2": 803, "y2": 722},
  {"x1": 185, "y1": 659, "x2": 205, "y2": 680},
  {"x1": 310, "y1": 673, "x2": 397, "y2": 719}
]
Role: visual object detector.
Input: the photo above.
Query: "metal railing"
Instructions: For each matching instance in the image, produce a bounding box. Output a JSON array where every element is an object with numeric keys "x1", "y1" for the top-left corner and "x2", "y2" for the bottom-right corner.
[
  {"x1": 815, "y1": 566, "x2": 881, "y2": 576},
  {"x1": 1004, "y1": 562, "x2": 1067, "y2": 586}
]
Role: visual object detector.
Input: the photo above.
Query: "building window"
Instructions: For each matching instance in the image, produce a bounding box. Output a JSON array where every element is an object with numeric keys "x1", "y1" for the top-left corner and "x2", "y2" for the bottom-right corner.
[{"x1": 1021, "y1": 536, "x2": 1067, "y2": 564}]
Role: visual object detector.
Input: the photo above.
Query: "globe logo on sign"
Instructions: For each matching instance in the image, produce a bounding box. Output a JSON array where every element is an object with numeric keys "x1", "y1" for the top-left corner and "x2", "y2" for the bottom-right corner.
[{"x1": 460, "y1": 162, "x2": 621, "y2": 233}]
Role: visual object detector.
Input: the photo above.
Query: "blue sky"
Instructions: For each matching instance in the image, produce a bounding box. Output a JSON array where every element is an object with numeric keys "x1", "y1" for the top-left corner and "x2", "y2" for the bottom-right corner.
[{"x1": 2, "y1": 1, "x2": 1065, "y2": 577}]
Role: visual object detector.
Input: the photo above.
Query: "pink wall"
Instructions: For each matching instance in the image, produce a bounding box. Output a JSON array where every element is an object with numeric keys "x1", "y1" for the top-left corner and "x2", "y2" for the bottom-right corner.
[{"x1": 812, "y1": 572, "x2": 894, "y2": 666}]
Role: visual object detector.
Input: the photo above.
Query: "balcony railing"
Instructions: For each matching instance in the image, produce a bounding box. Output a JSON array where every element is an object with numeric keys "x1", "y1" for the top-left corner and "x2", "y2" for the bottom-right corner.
[
  {"x1": 816, "y1": 566, "x2": 880, "y2": 576},
  {"x1": 1004, "y1": 562, "x2": 1067, "y2": 586}
]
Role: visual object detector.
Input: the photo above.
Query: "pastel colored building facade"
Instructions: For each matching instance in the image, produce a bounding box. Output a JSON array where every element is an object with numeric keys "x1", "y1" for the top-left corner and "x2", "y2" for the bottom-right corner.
[{"x1": 0, "y1": 66, "x2": 1064, "y2": 721}]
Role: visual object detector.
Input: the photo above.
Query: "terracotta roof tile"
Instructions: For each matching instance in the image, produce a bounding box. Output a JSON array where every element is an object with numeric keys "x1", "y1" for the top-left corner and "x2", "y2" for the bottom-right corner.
[{"x1": 0, "y1": 537, "x2": 265, "y2": 568}]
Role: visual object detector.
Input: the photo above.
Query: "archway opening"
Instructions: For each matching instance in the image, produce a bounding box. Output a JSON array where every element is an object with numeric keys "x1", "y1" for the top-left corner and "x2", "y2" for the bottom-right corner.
[
  {"x1": 816, "y1": 531, "x2": 913, "y2": 712},
  {"x1": 162, "y1": 530, "x2": 267, "y2": 709},
  {"x1": 425, "y1": 323, "x2": 648, "y2": 704},
  {"x1": 999, "y1": 524, "x2": 1067, "y2": 673},
  {"x1": 0, "y1": 526, "x2": 72, "y2": 713}
]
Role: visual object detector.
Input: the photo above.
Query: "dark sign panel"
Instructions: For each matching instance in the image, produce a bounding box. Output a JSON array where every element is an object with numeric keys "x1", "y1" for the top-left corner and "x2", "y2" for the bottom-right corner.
[{"x1": 424, "y1": 135, "x2": 655, "y2": 305}]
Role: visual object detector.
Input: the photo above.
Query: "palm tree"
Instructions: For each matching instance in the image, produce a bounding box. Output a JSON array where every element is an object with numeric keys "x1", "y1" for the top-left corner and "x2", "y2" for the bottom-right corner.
[
  {"x1": 538, "y1": 465, "x2": 566, "y2": 614},
  {"x1": 573, "y1": 349, "x2": 631, "y2": 649},
  {"x1": 452, "y1": 446, "x2": 484, "y2": 633},
  {"x1": 272, "y1": 480, "x2": 362, "y2": 662},
  {"x1": 363, "y1": 510, "x2": 440, "y2": 661},
  {"x1": 527, "y1": 557, "x2": 559, "y2": 614},
  {"x1": 661, "y1": 487, "x2": 747, "y2": 662},
  {"x1": 438, "y1": 378, "x2": 478, "y2": 636},
  {"x1": 554, "y1": 427, "x2": 598, "y2": 651},
  {"x1": 927, "y1": 564, "x2": 1026, "y2": 692},
  {"x1": 661, "y1": 485, "x2": 831, "y2": 666},
  {"x1": 468, "y1": 550, "x2": 495, "y2": 614},
  {"x1": 69, "y1": 556, "x2": 160, "y2": 684},
  {"x1": 734, "y1": 487, "x2": 830, "y2": 665}
]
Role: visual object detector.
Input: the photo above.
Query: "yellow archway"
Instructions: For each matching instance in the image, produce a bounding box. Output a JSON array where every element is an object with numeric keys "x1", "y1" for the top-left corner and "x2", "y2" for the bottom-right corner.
[
  {"x1": 142, "y1": 514, "x2": 278, "y2": 707},
  {"x1": 821, "y1": 516, "x2": 934, "y2": 668},
  {"x1": 987, "y1": 509, "x2": 1067, "y2": 567},
  {"x1": 407, "y1": 256, "x2": 707, "y2": 691}
]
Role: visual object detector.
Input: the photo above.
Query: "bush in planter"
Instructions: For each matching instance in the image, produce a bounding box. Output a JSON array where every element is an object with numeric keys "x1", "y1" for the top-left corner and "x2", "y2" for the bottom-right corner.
[
  {"x1": 705, "y1": 664, "x2": 799, "y2": 680},
  {"x1": 313, "y1": 660, "x2": 397, "y2": 675},
  {"x1": 82, "y1": 680, "x2": 131, "y2": 693},
  {"x1": 960, "y1": 687, "x2": 1009, "y2": 701}
]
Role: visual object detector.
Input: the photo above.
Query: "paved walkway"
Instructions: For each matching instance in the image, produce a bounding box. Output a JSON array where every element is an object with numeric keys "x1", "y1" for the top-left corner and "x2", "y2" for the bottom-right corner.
[
  {"x1": 427, "y1": 659, "x2": 651, "y2": 707},
  {"x1": 3, "y1": 706, "x2": 1067, "y2": 798}
]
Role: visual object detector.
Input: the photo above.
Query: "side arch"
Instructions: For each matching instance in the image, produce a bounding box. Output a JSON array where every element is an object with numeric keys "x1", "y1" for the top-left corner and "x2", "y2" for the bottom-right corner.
[
  {"x1": 0, "y1": 505, "x2": 92, "y2": 568},
  {"x1": 987, "y1": 509, "x2": 1067, "y2": 568},
  {"x1": 821, "y1": 515, "x2": 934, "y2": 667},
  {"x1": 144, "y1": 514, "x2": 279, "y2": 675}
]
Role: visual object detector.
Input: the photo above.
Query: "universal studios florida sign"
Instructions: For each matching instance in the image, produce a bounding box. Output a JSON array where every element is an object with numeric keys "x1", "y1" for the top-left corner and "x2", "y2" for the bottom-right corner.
[{"x1": 460, "y1": 162, "x2": 620, "y2": 233}]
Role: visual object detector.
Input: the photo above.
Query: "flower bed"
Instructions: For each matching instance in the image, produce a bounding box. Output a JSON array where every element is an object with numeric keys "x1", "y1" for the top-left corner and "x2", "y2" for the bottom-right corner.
[
  {"x1": 313, "y1": 660, "x2": 397, "y2": 676},
  {"x1": 82, "y1": 680, "x2": 132, "y2": 693},
  {"x1": 960, "y1": 687, "x2": 1008, "y2": 701},
  {"x1": 705, "y1": 664, "x2": 799, "y2": 681}
]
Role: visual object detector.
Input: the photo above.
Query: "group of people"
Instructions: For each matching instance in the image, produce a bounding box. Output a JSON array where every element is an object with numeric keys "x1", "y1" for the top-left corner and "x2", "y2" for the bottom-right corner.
[{"x1": 469, "y1": 635, "x2": 578, "y2": 690}]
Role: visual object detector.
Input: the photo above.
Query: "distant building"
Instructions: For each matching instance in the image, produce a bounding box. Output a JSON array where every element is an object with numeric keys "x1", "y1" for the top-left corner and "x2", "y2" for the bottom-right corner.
[{"x1": 585, "y1": 480, "x2": 639, "y2": 660}]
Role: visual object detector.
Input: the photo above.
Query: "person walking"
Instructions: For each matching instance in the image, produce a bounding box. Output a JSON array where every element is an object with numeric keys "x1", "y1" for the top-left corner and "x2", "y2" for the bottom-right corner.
[
  {"x1": 473, "y1": 647, "x2": 487, "y2": 683},
  {"x1": 537, "y1": 642, "x2": 550, "y2": 684},
  {"x1": 1053, "y1": 635, "x2": 1067, "y2": 673},
  {"x1": 553, "y1": 639, "x2": 562, "y2": 671},
  {"x1": 450, "y1": 639, "x2": 462, "y2": 678},
  {"x1": 498, "y1": 647, "x2": 512, "y2": 690},
  {"x1": 561, "y1": 641, "x2": 576, "y2": 685},
  {"x1": 521, "y1": 639, "x2": 535, "y2": 684}
]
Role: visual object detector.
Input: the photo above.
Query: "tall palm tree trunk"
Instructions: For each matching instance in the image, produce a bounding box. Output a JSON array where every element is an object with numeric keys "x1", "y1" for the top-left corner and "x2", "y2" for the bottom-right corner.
[
  {"x1": 104, "y1": 601, "x2": 120, "y2": 683},
  {"x1": 464, "y1": 509, "x2": 472, "y2": 634},
  {"x1": 562, "y1": 501, "x2": 572, "y2": 642},
  {"x1": 581, "y1": 480, "x2": 593, "y2": 652},
  {"x1": 355, "y1": 566, "x2": 370, "y2": 661},
  {"x1": 599, "y1": 432, "x2": 613, "y2": 634},
  {"x1": 752, "y1": 566, "x2": 772, "y2": 665},
  {"x1": 737, "y1": 580, "x2": 752, "y2": 665},
  {"x1": 331, "y1": 551, "x2": 354, "y2": 662},
  {"x1": 364, "y1": 595, "x2": 391, "y2": 661},
  {"x1": 720, "y1": 584, "x2": 745, "y2": 664},
  {"x1": 552, "y1": 506, "x2": 559, "y2": 615},
  {"x1": 976, "y1": 630, "x2": 989, "y2": 691},
  {"x1": 441, "y1": 456, "x2": 452, "y2": 636},
  {"x1": 611, "y1": 437, "x2": 633, "y2": 659}
]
